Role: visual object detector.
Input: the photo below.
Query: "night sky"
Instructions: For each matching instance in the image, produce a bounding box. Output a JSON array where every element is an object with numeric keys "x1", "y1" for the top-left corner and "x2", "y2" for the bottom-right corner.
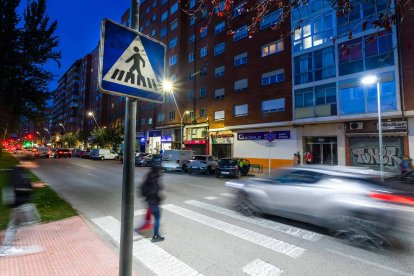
[{"x1": 19, "y1": 0, "x2": 132, "y2": 93}]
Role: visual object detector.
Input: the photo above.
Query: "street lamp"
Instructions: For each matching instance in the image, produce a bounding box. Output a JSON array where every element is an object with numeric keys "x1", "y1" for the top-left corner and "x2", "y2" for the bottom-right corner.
[
  {"x1": 180, "y1": 111, "x2": 190, "y2": 149},
  {"x1": 59, "y1": 123, "x2": 66, "y2": 133},
  {"x1": 88, "y1": 111, "x2": 100, "y2": 128},
  {"x1": 361, "y1": 75, "x2": 383, "y2": 180}
]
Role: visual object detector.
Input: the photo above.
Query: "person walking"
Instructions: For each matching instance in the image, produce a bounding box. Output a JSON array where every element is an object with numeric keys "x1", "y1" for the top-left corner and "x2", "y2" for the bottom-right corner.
[
  {"x1": 0, "y1": 162, "x2": 42, "y2": 257},
  {"x1": 136, "y1": 165, "x2": 165, "y2": 242}
]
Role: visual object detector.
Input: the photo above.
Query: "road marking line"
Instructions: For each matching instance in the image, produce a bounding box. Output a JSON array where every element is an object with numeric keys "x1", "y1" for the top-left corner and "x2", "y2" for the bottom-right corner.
[
  {"x1": 185, "y1": 200, "x2": 321, "y2": 242},
  {"x1": 326, "y1": 249, "x2": 412, "y2": 276},
  {"x1": 182, "y1": 182, "x2": 213, "y2": 190},
  {"x1": 162, "y1": 204, "x2": 305, "y2": 258},
  {"x1": 204, "y1": 196, "x2": 218, "y2": 200},
  {"x1": 242, "y1": 259, "x2": 283, "y2": 276},
  {"x1": 87, "y1": 173, "x2": 98, "y2": 177},
  {"x1": 220, "y1": 193, "x2": 236, "y2": 198},
  {"x1": 134, "y1": 209, "x2": 147, "y2": 216},
  {"x1": 92, "y1": 216, "x2": 202, "y2": 276}
]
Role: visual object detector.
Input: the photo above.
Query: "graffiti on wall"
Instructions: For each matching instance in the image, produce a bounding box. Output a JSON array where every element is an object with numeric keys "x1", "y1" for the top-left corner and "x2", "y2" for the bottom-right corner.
[{"x1": 351, "y1": 146, "x2": 402, "y2": 166}]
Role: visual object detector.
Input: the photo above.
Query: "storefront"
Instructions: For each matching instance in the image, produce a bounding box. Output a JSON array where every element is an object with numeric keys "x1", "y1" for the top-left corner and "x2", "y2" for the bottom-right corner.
[
  {"x1": 184, "y1": 140, "x2": 208, "y2": 155},
  {"x1": 160, "y1": 136, "x2": 173, "y2": 152},
  {"x1": 304, "y1": 136, "x2": 338, "y2": 165},
  {"x1": 346, "y1": 119, "x2": 408, "y2": 171},
  {"x1": 211, "y1": 132, "x2": 234, "y2": 159},
  {"x1": 148, "y1": 130, "x2": 161, "y2": 154},
  {"x1": 184, "y1": 123, "x2": 209, "y2": 154}
]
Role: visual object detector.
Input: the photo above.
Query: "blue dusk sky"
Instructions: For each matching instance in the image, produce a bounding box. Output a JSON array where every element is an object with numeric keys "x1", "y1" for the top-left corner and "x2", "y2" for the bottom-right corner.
[{"x1": 19, "y1": 0, "x2": 132, "y2": 92}]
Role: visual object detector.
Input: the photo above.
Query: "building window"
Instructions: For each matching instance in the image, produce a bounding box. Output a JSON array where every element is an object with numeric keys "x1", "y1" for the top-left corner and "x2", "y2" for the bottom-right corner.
[
  {"x1": 141, "y1": 118, "x2": 146, "y2": 125},
  {"x1": 151, "y1": 29, "x2": 156, "y2": 36},
  {"x1": 152, "y1": 0, "x2": 156, "y2": 8},
  {"x1": 188, "y1": 90, "x2": 194, "y2": 99},
  {"x1": 169, "y1": 55, "x2": 177, "y2": 66},
  {"x1": 214, "y1": 42, "x2": 225, "y2": 56},
  {"x1": 214, "y1": 66, "x2": 225, "y2": 77},
  {"x1": 215, "y1": 21, "x2": 225, "y2": 34},
  {"x1": 168, "y1": 111, "x2": 176, "y2": 120},
  {"x1": 160, "y1": 27, "x2": 167, "y2": 38},
  {"x1": 233, "y1": 25, "x2": 248, "y2": 41},
  {"x1": 200, "y1": 87, "x2": 207, "y2": 97},
  {"x1": 190, "y1": 16, "x2": 195, "y2": 26},
  {"x1": 151, "y1": 14, "x2": 157, "y2": 22},
  {"x1": 295, "y1": 83, "x2": 337, "y2": 119},
  {"x1": 200, "y1": 27, "x2": 208, "y2": 38},
  {"x1": 145, "y1": 6, "x2": 150, "y2": 14},
  {"x1": 234, "y1": 52, "x2": 248, "y2": 67},
  {"x1": 161, "y1": 0, "x2": 167, "y2": 5},
  {"x1": 200, "y1": 107, "x2": 206, "y2": 117},
  {"x1": 261, "y1": 69, "x2": 285, "y2": 85},
  {"x1": 169, "y1": 37, "x2": 178, "y2": 49},
  {"x1": 201, "y1": 8, "x2": 207, "y2": 18},
  {"x1": 234, "y1": 104, "x2": 248, "y2": 116},
  {"x1": 189, "y1": 0, "x2": 195, "y2": 9},
  {"x1": 170, "y1": 20, "x2": 178, "y2": 31},
  {"x1": 261, "y1": 40, "x2": 284, "y2": 57},
  {"x1": 161, "y1": 11, "x2": 168, "y2": 22},
  {"x1": 200, "y1": 66, "x2": 208, "y2": 76},
  {"x1": 188, "y1": 52, "x2": 195, "y2": 62},
  {"x1": 262, "y1": 98, "x2": 285, "y2": 113},
  {"x1": 214, "y1": 88, "x2": 225, "y2": 99},
  {"x1": 233, "y1": 1, "x2": 247, "y2": 17},
  {"x1": 157, "y1": 113, "x2": 164, "y2": 122},
  {"x1": 234, "y1": 78, "x2": 248, "y2": 91},
  {"x1": 189, "y1": 34, "x2": 195, "y2": 44},
  {"x1": 148, "y1": 118, "x2": 153, "y2": 125},
  {"x1": 260, "y1": 10, "x2": 282, "y2": 30},
  {"x1": 338, "y1": 32, "x2": 394, "y2": 76},
  {"x1": 214, "y1": 110, "x2": 225, "y2": 121},
  {"x1": 293, "y1": 13, "x2": 334, "y2": 52},
  {"x1": 145, "y1": 19, "x2": 149, "y2": 27},
  {"x1": 294, "y1": 47, "x2": 335, "y2": 85},
  {"x1": 200, "y1": 46, "x2": 208, "y2": 58},
  {"x1": 170, "y1": 2, "x2": 179, "y2": 14},
  {"x1": 214, "y1": 0, "x2": 225, "y2": 14}
]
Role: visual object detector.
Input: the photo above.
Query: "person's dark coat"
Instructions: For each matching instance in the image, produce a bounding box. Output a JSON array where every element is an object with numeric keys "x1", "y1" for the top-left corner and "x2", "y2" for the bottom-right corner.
[
  {"x1": 141, "y1": 168, "x2": 162, "y2": 206},
  {"x1": 10, "y1": 166, "x2": 33, "y2": 208}
]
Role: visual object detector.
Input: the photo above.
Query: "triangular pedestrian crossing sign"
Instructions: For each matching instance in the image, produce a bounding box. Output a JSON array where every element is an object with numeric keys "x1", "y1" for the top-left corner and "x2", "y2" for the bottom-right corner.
[{"x1": 103, "y1": 36, "x2": 161, "y2": 93}]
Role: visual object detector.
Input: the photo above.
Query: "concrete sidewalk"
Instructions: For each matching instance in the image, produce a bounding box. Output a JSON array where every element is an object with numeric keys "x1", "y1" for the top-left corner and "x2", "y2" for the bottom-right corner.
[{"x1": 0, "y1": 216, "x2": 120, "y2": 275}]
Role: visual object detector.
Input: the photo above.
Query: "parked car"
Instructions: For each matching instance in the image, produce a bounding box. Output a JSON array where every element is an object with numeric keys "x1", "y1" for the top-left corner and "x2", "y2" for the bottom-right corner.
[
  {"x1": 187, "y1": 155, "x2": 218, "y2": 175},
  {"x1": 226, "y1": 166, "x2": 414, "y2": 248},
  {"x1": 90, "y1": 148, "x2": 119, "y2": 160},
  {"x1": 161, "y1": 150, "x2": 193, "y2": 172},
  {"x1": 54, "y1": 148, "x2": 72, "y2": 158},
  {"x1": 81, "y1": 149, "x2": 91, "y2": 159},
  {"x1": 137, "y1": 154, "x2": 162, "y2": 167},
  {"x1": 133, "y1": 152, "x2": 149, "y2": 165},
  {"x1": 34, "y1": 147, "x2": 51, "y2": 158},
  {"x1": 215, "y1": 158, "x2": 250, "y2": 178}
]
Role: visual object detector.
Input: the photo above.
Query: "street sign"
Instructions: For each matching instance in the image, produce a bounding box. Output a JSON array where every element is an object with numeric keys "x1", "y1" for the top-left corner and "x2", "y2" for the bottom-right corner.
[
  {"x1": 265, "y1": 131, "x2": 276, "y2": 142},
  {"x1": 99, "y1": 19, "x2": 166, "y2": 103},
  {"x1": 265, "y1": 141, "x2": 276, "y2": 147}
]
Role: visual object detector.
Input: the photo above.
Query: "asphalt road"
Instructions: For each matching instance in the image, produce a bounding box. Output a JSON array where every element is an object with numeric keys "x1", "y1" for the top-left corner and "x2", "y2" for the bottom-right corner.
[{"x1": 29, "y1": 155, "x2": 414, "y2": 276}]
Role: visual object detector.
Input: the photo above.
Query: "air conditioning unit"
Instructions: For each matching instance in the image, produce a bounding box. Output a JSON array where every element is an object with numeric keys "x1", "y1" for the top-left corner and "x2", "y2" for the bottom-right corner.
[{"x1": 349, "y1": 122, "x2": 364, "y2": 130}]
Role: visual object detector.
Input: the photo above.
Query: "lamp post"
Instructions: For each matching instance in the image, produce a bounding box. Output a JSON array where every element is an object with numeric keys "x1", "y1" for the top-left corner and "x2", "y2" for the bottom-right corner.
[
  {"x1": 88, "y1": 111, "x2": 100, "y2": 128},
  {"x1": 361, "y1": 75, "x2": 383, "y2": 181},
  {"x1": 59, "y1": 123, "x2": 66, "y2": 133},
  {"x1": 180, "y1": 111, "x2": 190, "y2": 150},
  {"x1": 44, "y1": 128, "x2": 51, "y2": 145}
]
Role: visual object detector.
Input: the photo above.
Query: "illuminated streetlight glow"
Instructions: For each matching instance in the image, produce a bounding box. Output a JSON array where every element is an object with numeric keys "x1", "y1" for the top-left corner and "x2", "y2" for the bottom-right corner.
[
  {"x1": 162, "y1": 80, "x2": 173, "y2": 92},
  {"x1": 87, "y1": 111, "x2": 99, "y2": 128},
  {"x1": 361, "y1": 75, "x2": 378, "y2": 85}
]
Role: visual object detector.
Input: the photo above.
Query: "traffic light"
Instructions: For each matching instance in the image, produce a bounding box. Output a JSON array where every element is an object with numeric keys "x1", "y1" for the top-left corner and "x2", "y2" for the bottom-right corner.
[{"x1": 25, "y1": 134, "x2": 34, "y2": 140}]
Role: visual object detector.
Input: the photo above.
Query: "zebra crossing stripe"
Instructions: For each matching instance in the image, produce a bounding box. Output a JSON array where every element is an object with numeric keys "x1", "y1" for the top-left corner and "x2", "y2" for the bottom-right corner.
[
  {"x1": 204, "y1": 196, "x2": 218, "y2": 200},
  {"x1": 220, "y1": 193, "x2": 236, "y2": 198},
  {"x1": 134, "y1": 209, "x2": 147, "y2": 216},
  {"x1": 242, "y1": 259, "x2": 283, "y2": 276},
  {"x1": 92, "y1": 216, "x2": 202, "y2": 276},
  {"x1": 162, "y1": 204, "x2": 305, "y2": 258},
  {"x1": 185, "y1": 200, "x2": 322, "y2": 242}
]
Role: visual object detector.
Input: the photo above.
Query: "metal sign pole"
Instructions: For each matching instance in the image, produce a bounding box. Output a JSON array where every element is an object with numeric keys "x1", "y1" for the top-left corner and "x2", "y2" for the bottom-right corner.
[{"x1": 119, "y1": 1, "x2": 139, "y2": 275}]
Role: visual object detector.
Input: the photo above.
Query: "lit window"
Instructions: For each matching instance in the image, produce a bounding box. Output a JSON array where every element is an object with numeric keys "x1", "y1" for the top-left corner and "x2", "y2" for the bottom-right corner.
[{"x1": 261, "y1": 40, "x2": 284, "y2": 57}]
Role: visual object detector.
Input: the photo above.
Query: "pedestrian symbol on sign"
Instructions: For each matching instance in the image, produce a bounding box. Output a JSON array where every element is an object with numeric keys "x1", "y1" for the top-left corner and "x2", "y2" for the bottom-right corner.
[{"x1": 126, "y1": 47, "x2": 145, "y2": 77}]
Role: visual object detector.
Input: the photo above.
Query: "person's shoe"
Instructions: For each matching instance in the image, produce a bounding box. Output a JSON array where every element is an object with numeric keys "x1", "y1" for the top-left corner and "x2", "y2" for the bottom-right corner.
[
  {"x1": 0, "y1": 245, "x2": 43, "y2": 257},
  {"x1": 151, "y1": 235, "x2": 165, "y2": 242}
]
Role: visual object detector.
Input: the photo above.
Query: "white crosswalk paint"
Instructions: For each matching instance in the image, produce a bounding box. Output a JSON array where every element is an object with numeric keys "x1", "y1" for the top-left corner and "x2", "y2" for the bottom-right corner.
[
  {"x1": 185, "y1": 200, "x2": 321, "y2": 242},
  {"x1": 242, "y1": 259, "x2": 283, "y2": 276},
  {"x1": 220, "y1": 193, "x2": 236, "y2": 198},
  {"x1": 92, "y1": 216, "x2": 202, "y2": 276},
  {"x1": 162, "y1": 204, "x2": 305, "y2": 258},
  {"x1": 204, "y1": 196, "x2": 218, "y2": 200}
]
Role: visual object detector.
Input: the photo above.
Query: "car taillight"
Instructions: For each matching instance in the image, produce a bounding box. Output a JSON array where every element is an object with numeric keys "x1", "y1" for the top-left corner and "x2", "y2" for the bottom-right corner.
[
  {"x1": 48, "y1": 151, "x2": 51, "y2": 154},
  {"x1": 369, "y1": 193, "x2": 414, "y2": 205},
  {"x1": 59, "y1": 151, "x2": 63, "y2": 154}
]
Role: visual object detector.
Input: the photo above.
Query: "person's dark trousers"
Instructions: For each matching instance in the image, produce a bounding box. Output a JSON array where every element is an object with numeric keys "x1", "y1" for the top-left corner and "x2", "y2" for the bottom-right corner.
[{"x1": 149, "y1": 205, "x2": 161, "y2": 237}]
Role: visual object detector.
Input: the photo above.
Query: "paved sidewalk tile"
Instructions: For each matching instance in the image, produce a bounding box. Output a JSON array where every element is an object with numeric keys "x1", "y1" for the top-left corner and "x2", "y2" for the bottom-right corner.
[{"x1": 0, "y1": 216, "x2": 119, "y2": 276}]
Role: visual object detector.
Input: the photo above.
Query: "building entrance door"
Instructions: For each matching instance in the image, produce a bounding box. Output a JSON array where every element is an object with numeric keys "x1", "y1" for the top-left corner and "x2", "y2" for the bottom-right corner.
[{"x1": 304, "y1": 137, "x2": 338, "y2": 165}]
